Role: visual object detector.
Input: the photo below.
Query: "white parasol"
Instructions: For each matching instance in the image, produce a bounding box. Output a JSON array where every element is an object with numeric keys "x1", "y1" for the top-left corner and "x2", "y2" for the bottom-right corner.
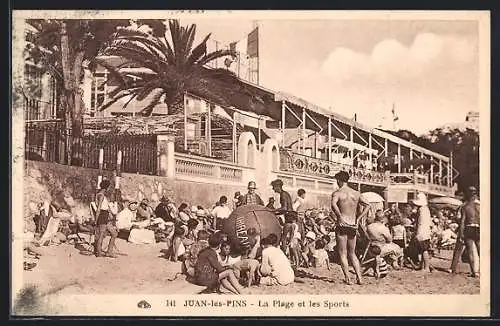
[
  {"x1": 428, "y1": 196, "x2": 463, "y2": 207},
  {"x1": 361, "y1": 192, "x2": 385, "y2": 203}
]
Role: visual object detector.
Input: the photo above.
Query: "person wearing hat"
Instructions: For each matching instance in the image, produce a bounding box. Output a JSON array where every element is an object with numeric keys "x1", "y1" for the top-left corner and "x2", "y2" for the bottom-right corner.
[
  {"x1": 137, "y1": 199, "x2": 154, "y2": 222},
  {"x1": 455, "y1": 186, "x2": 480, "y2": 277},
  {"x1": 241, "y1": 181, "x2": 264, "y2": 206},
  {"x1": 233, "y1": 191, "x2": 244, "y2": 209},
  {"x1": 411, "y1": 192, "x2": 432, "y2": 273},
  {"x1": 155, "y1": 196, "x2": 174, "y2": 223},
  {"x1": 116, "y1": 200, "x2": 138, "y2": 231},
  {"x1": 331, "y1": 170, "x2": 370, "y2": 285},
  {"x1": 271, "y1": 179, "x2": 294, "y2": 226},
  {"x1": 211, "y1": 196, "x2": 232, "y2": 230}
]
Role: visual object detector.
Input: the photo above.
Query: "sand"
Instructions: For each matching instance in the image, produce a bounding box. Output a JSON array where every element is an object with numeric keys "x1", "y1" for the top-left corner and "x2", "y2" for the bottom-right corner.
[{"x1": 20, "y1": 237, "x2": 480, "y2": 298}]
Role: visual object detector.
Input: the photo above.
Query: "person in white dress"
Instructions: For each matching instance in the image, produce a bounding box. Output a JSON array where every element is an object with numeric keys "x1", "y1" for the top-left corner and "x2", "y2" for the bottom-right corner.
[{"x1": 259, "y1": 235, "x2": 295, "y2": 286}]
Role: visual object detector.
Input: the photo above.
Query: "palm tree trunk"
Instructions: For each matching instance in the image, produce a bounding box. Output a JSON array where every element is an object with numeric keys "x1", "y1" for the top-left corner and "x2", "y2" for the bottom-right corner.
[
  {"x1": 70, "y1": 53, "x2": 85, "y2": 166},
  {"x1": 166, "y1": 92, "x2": 185, "y2": 115},
  {"x1": 60, "y1": 21, "x2": 72, "y2": 164}
]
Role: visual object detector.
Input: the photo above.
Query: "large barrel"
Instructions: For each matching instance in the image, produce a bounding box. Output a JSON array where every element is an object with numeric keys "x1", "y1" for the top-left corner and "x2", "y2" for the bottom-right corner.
[{"x1": 221, "y1": 204, "x2": 282, "y2": 253}]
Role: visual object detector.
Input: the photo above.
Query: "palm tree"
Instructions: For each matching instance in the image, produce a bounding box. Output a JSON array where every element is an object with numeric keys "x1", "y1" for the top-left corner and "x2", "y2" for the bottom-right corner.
[{"x1": 98, "y1": 19, "x2": 263, "y2": 116}]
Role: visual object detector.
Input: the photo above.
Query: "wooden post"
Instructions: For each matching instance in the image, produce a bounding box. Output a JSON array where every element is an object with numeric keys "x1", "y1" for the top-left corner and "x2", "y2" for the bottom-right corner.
[
  {"x1": 183, "y1": 92, "x2": 188, "y2": 151},
  {"x1": 349, "y1": 126, "x2": 354, "y2": 160},
  {"x1": 281, "y1": 101, "x2": 286, "y2": 148},
  {"x1": 368, "y1": 133, "x2": 373, "y2": 165},
  {"x1": 384, "y1": 138, "x2": 388, "y2": 157},
  {"x1": 328, "y1": 116, "x2": 332, "y2": 162},
  {"x1": 232, "y1": 110, "x2": 237, "y2": 163},
  {"x1": 397, "y1": 143, "x2": 401, "y2": 173},
  {"x1": 439, "y1": 159, "x2": 443, "y2": 185},
  {"x1": 207, "y1": 102, "x2": 212, "y2": 157},
  {"x1": 258, "y1": 116, "x2": 262, "y2": 150}
]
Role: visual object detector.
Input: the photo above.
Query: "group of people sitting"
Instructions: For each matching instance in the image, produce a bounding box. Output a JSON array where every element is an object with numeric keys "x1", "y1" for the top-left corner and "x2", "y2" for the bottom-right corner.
[{"x1": 26, "y1": 172, "x2": 480, "y2": 289}]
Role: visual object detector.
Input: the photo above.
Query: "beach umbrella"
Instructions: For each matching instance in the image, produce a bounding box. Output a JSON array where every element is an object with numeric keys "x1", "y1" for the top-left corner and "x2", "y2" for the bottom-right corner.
[
  {"x1": 428, "y1": 196, "x2": 463, "y2": 208},
  {"x1": 222, "y1": 204, "x2": 282, "y2": 253},
  {"x1": 361, "y1": 192, "x2": 384, "y2": 203}
]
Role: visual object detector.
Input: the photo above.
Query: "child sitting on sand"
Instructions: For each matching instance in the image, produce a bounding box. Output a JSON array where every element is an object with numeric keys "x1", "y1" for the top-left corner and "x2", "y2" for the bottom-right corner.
[
  {"x1": 312, "y1": 239, "x2": 330, "y2": 270},
  {"x1": 362, "y1": 245, "x2": 388, "y2": 279},
  {"x1": 231, "y1": 258, "x2": 260, "y2": 287}
]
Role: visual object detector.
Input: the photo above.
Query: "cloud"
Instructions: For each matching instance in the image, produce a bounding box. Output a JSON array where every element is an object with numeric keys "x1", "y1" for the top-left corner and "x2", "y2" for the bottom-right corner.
[{"x1": 318, "y1": 32, "x2": 476, "y2": 85}]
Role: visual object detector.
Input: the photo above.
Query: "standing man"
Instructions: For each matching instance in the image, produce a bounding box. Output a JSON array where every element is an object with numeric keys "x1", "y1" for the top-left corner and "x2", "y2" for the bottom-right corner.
[
  {"x1": 412, "y1": 193, "x2": 432, "y2": 273},
  {"x1": 241, "y1": 181, "x2": 265, "y2": 206},
  {"x1": 94, "y1": 179, "x2": 118, "y2": 258},
  {"x1": 458, "y1": 186, "x2": 480, "y2": 277},
  {"x1": 271, "y1": 179, "x2": 294, "y2": 226},
  {"x1": 293, "y1": 189, "x2": 307, "y2": 238},
  {"x1": 331, "y1": 171, "x2": 370, "y2": 285}
]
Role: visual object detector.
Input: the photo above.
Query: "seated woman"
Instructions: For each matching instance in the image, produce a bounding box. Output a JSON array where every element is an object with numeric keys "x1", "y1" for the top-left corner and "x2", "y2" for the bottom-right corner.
[
  {"x1": 259, "y1": 234, "x2": 295, "y2": 286},
  {"x1": 194, "y1": 234, "x2": 245, "y2": 294},
  {"x1": 366, "y1": 210, "x2": 403, "y2": 269}
]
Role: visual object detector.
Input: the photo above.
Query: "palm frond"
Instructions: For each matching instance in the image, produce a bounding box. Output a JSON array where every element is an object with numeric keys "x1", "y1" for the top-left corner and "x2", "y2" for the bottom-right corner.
[
  {"x1": 138, "y1": 89, "x2": 166, "y2": 116},
  {"x1": 196, "y1": 49, "x2": 236, "y2": 67},
  {"x1": 187, "y1": 33, "x2": 210, "y2": 66}
]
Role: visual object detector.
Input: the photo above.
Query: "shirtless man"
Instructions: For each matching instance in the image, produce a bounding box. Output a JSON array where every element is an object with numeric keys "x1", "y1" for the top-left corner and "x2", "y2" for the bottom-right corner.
[
  {"x1": 331, "y1": 171, "x2": 370, "y2": 285},
  {"x1": 458, "y1": 186, "x2": 480, "y2": 277}
]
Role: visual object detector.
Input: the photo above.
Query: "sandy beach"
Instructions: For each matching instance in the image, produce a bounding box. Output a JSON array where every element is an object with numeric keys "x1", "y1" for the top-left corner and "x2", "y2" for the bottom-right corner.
[{"x1": 20, "y1": 237, "x2": 480, "y2": 298}]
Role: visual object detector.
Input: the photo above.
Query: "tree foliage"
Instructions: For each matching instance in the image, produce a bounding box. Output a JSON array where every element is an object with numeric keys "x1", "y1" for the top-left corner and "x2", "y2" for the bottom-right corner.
[
  {"x1": 100, "y1": 19, "x2": 266, "y2": 115},
  {"x1": 393, "y1": 127, "x2": 480, "y2": 194}
]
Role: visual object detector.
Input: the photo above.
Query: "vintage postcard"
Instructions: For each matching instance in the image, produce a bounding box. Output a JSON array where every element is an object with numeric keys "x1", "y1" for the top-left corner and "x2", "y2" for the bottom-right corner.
[{"x1": 11, "y1": 10, "x2": 490, "y2": 317}]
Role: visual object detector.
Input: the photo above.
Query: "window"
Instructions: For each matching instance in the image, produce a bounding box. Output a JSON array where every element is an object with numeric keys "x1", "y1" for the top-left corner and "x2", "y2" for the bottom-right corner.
[{"x1": 90, "y1": 71, "x2": 109, "y2": 116}]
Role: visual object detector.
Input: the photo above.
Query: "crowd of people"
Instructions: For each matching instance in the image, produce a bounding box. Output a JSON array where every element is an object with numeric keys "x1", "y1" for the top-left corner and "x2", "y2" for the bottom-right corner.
[{"x1": 24, "y1": 171, "x2": 480, "y2": 292}]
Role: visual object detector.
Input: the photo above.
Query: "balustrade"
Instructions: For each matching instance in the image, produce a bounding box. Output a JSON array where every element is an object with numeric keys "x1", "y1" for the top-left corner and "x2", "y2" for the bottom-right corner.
[
  {"x1": 174, "y1": 153, "x2": 246, "y2": 183},
  {"x1": 279, "y1": 149, "x2": 388, "y2": 186}
]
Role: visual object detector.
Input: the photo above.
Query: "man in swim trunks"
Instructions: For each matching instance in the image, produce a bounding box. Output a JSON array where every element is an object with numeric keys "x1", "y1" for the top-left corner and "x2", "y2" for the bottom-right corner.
[
  {"x1": 331, "y1": 171, "x2": 370, "y2": 285},
  {"x1": 458, "y1": 186, "x2": 480, "y2": 277}
]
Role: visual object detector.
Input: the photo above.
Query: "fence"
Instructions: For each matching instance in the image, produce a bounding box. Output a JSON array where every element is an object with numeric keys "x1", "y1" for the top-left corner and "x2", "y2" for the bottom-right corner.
[{"x1": 25, "y1": 122, "x2": 158, "y2": 175}]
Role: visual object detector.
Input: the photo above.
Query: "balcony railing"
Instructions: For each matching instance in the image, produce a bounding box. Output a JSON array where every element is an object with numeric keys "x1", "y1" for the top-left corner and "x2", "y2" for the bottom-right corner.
[
  {"x1": 389, "y1": 172, "x2": 455, "y2": 196},
  {"x1": 279, "y1": 149, "x2": 388, "y2": 186}
]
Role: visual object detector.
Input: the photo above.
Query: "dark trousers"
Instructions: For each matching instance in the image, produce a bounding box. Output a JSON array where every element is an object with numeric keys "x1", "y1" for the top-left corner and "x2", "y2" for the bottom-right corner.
[{"x1": 95, "y1": 222, "x2": 118, "y2": 254}]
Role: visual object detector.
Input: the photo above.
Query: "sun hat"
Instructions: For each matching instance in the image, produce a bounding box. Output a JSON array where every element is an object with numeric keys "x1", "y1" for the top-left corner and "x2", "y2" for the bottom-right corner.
[
  {"x1": 412, "y1": 193, "x2": 428, "y2": 207},
  {"x1": 305, "y1": 231, "x2": 316, "y2": 241}
]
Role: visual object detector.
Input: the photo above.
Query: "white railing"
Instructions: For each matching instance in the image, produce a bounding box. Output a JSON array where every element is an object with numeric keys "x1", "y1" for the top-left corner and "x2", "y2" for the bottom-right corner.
[{"x1": 174, "y1": 152, "x2": 250, "y2": 184}]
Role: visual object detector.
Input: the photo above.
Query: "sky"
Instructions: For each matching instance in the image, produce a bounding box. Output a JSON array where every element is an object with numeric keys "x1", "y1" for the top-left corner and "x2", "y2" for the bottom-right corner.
[{"x1": 178, "y1": 17, "x2": 479, "y2": 135}]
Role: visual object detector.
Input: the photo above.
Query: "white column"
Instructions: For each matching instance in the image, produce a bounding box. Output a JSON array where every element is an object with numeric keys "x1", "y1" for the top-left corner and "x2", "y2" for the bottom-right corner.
[
  {"x1": 41, "y1": 73, "x2": 52, "y2": 119},
  {"x1": 82, "y1": 69, "x2": 93, "y2": 115},
  {"x1": 384, "y1": 138, "x2": 388, "y2": 157},
  {"x1": 397, "y1": 143, "x2": 401, "y2": 173}
]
